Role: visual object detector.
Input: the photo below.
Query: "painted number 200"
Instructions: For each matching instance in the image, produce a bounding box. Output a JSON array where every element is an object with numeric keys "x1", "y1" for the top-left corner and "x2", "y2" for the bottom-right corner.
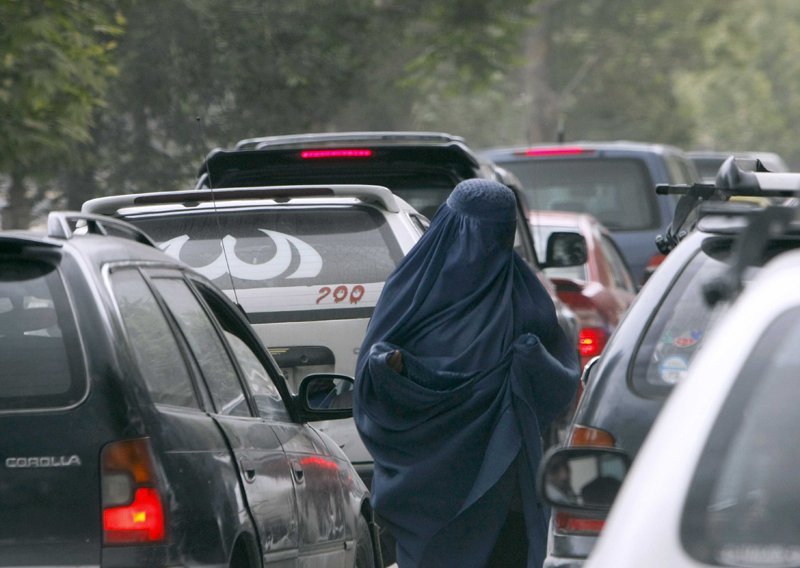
[{"x1": 316, "y1": 285, "x2": 366, "y2": 305}]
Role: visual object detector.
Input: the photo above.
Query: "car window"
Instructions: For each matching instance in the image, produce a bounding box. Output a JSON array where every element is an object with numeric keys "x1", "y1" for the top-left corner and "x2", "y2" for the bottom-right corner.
[
  {"x1": 631, "y1": 247, "x2": 730, "y2": 395},
  {"x1": 681, "y1": 307, "x2": 800, "y2": 565},
  {"x1": 110, "y1": 268, "x2": 199, "y2": 409},
  {"x1": 599, "y1": 234, "x2": 635, "y2": 291},
  {"x1": 129, "y1": 205, "x2": 405, "y2": 323},
  {"x1": 150, "y1": 277, "x2": 249, "y2": 416},
  {"x1": 503, "y1": 158, "x2": 659, "y2": 231},
  {"x1": 0, "y1": 258, "x2": 85, "y2": 411},
  {"x1": 223, "y1": 331, "x2": 290, "y2": 421}
]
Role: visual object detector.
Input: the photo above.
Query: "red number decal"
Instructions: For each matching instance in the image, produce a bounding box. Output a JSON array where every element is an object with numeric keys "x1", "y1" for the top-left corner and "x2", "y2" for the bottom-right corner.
[
  {"x1": 350, "y1": 285, "x2": 365, "y2": 304},
  {"x1": 333, "y1": 285, "x2": 348, "y2": 303},
  {"x1": 316, "y1": 287, "x2": 331, "y2": 304}
]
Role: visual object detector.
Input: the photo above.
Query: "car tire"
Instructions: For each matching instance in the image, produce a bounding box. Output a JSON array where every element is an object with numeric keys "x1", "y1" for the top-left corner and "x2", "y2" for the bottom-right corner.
[{"x1": 355, "y1": 515, "x2": 377, "y2": 568}]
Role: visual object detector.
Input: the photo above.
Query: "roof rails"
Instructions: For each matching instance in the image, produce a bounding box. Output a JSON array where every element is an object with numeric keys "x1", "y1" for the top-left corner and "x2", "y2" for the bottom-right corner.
[
  {"x1": 702, "y1": 205, "x2": 798, "y2": 307},
  {"x1": 234, "y1": 131, "x2": 466, "y2": 151},
  {"x1": 82, "y1": 184, "x2": 402, "y2": 216},
  {"x1": 47, "y1": 212, "x2": 156, "y2": 247},
  {"x1": 655, "y1": 156, "x2": 800, "y2": 254}
]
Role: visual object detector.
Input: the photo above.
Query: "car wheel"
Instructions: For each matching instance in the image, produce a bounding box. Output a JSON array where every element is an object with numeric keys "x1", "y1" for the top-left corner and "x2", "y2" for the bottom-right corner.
[{"x1": 355, "y1": 515, "x2": 377, "y2": 568}]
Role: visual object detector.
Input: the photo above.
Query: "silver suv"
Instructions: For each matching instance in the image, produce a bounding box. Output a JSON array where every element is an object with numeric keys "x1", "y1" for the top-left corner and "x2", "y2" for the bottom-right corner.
[{"x1": 83, "y1": 184, "x2": 426, "y2": 494}]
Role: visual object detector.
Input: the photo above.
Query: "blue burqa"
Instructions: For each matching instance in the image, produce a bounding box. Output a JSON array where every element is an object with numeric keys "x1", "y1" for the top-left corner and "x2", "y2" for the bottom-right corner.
[{"x1": 354, "y1": 179, "x2": 581, "y2": 567}]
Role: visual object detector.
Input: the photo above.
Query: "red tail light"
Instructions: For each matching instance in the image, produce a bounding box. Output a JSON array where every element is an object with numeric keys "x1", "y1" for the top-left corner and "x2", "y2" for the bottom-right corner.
[
  {"x1": 554, "y1": 511, "x2": 606, "y2": 534},
  {"x1": 578, "y1": 327, "x2": 608, "y2": 358},
  {"x1": 518, "y1": 146, "x2": 595, "y2": 157},
  {"x1": 553, "y1": 426, "x2": 616, "y2": 536},
  {"x1": 103, "y1": 488, "x2": 165, "y2": 543},
  {"x1": 101, "y1": 438, "x2": 166, "y2": 545},
  {"x1": 300, "y1": 149, "x2": 372, "y2": 159}
]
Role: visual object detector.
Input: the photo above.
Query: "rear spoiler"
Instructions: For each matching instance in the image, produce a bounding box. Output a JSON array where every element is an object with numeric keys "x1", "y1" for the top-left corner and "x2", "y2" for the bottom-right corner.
[{"x1": 82, "y1": 184, "x2": 402, "y2": 216}]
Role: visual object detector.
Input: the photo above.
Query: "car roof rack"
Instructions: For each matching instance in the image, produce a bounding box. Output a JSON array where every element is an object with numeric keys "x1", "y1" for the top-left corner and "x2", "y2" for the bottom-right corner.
[
  {"x1": 47, "y1": 211, "x2": 156, "y2": 247},
  {"x1": 82, "y1": 184, "x2": 402, "y2": 216},
  {"x1": 654, "y1": 156, "x2": 800, "y2": 254},
  {"x1": 234, "y1": 131, "x2": 465, "y2": 151},
  {"x1": 702, "y1": 205, "x2": 799, "y2": 307}
]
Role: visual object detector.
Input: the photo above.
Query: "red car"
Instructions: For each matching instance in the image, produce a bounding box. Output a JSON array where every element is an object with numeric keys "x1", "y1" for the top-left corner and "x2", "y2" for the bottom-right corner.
[{"x1": 529, "y1": 210, "x2": 637, "y2": 370}]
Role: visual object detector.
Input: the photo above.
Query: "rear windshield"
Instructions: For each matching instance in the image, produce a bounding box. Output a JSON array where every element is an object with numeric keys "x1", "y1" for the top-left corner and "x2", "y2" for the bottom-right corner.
[
  {"x1": 0, "y1": 258, "x2": 85, "y2": 411},
  {"x1": 630, "y1": 244, "x2": 730, "y2": 396},
  {"x1": 501, "y1": 158, "x2": 659, "y2": 231},
  {"x1": 126, "y1": 205, "x2": 405, "y2": 322}
]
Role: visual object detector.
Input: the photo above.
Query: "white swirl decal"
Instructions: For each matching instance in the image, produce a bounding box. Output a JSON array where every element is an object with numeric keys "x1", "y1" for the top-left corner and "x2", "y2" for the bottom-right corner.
[{"x1": 159, "y1": 230, "x2": 323, "y2": 281}]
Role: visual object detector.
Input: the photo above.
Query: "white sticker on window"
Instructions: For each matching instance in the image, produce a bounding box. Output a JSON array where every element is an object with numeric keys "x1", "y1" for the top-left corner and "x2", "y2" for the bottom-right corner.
[{"x1": 159, "y1": 230, "x2": 323, "y2": 281}]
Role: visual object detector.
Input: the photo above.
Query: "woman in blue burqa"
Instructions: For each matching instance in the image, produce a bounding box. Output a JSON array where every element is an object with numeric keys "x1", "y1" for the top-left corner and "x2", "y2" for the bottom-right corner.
[{"x1": 354, "y1": 179, "x2": 581, "y2": 567}]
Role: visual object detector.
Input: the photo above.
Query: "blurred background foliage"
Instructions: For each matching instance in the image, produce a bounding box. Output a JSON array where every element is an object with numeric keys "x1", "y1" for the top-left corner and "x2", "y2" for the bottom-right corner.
[{"x1": 1, "y1": 0, "x2": 798, "y2": 228}]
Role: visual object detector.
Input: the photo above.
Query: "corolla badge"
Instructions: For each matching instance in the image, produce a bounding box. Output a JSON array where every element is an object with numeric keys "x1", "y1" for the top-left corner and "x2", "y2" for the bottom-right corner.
[
  {"x1": 159, "y1": 230, "x2": 323, "y2": 281},
  {"x1": 6, "y1": 455, "x2": 82, "y2": 468}
]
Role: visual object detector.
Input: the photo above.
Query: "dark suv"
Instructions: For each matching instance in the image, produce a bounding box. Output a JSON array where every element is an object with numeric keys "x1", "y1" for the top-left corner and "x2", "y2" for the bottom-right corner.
[
  {"x1": 0, "y1": 212, "x2": 380, "y2": 567},
  {"x1": 481, "y1": 140, "x2": 700, "y2": 284}
]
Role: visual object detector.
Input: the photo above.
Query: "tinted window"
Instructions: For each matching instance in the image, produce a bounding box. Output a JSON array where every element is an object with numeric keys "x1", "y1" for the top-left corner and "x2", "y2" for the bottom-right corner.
[
  {"x1": 129, "y1": 206, "x2": 405, "y2": 322},
  {"x1": 224, "y1": 331, "x2": 289, "y2": 421},
  {"x1": 503, "y1": 158, "x2": 658, "y2": 231},
  {"x1": 682, "y1": 307, "x2": 800, "y2": 564},
  {"x1": 110, "y1": 269, "x2": 198, "y2": 409},
  {"x1": 0, "y1": 259, "x2": 84, "y2": 411},
  {"x1": 151, "y1": 277, "x2": 249, "y2": 416},
  {"x1": 631, "y1": 248, "x2": 729, "y2": 394}
]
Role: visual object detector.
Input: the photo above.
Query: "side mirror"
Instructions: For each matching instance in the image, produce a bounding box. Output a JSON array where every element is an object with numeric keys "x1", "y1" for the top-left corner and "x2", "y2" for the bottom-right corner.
[
  {"x1": 537, "y1": 447, "x2": 630, "y2": 512},
  {"x1": 544, "y1": 232, "x2": 588, "y2": 268},
  {"x1": 297, "y1": 373, "x2": 355, "y2": 420}
]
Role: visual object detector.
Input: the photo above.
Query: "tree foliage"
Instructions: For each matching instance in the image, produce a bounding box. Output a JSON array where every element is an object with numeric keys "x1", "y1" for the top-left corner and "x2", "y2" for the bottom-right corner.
[
  {"x1": 0, "y1": 0, "x2": 122, "y2": 227},
  {"x1": 4, "y1": 0, "x2": 800, "y2": 228}
]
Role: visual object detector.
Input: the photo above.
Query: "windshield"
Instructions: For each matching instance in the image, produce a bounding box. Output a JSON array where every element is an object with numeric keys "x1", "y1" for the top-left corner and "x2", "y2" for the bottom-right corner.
[
  {"x1": 502, "y1": 158, "x2": 659, "y2": 231},
  {"x1": 126, "y1": 205, "x2": 405, "y2": 322}
]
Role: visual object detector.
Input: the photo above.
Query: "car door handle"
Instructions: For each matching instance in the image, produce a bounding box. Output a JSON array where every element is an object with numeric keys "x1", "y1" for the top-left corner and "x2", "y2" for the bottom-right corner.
[
  {"x1": 291, "y1": 460, "x2": 305, "y2": 484},
  {"x1": 239, "y1": 457, "x2": 256, "y2": 483}
]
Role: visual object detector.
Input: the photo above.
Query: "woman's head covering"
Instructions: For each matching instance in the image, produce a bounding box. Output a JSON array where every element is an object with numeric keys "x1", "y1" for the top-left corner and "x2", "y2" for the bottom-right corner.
[
  {"x1": 357, "y1": 178, "x2": 565, "y2": 375},
  {"x1": 354, "y1": 178, "x2": 580, "y2": 567}
]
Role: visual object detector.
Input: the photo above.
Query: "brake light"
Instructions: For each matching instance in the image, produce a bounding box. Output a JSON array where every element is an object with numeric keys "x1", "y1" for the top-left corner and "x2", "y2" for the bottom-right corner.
[
  {"x1": 568, "y1": 425, "x2": 616, "y2": 447},
  {"x1": 553, "y1": 426, "x2": 616, "y2": 537},
  {"x1": 103, "y1": 488, "x2": 165, "y2": 543},
  {"x1": 101, "y1": 438, "x2": 166, "y2": 545},
  {"x1": 300, "y1": 149, "x2": 372, "y2": 159},
  {"x1": 518, "y1": 146, "x2": 595, "y2": 157},
  {"x1": 554, "y1": 511, "x2": 606, "y2": 534},
  {"x1": 578, "y1": 327, "x2": 608, "y2": 358}
]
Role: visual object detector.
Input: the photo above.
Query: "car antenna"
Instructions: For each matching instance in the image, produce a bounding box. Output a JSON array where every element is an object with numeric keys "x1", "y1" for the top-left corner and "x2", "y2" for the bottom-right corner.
[{"x1": 195, "y1": 115, "x2": 241, "y2": 306}]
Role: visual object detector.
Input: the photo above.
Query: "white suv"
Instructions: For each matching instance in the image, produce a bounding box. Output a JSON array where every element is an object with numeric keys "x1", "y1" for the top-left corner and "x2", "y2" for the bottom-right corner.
[
  {"x1": 540, "y1": 203, "x2": 800, "y2": 567},
  {"x1": 83, "y1": 184, "x2": 426, "y2": 494}
]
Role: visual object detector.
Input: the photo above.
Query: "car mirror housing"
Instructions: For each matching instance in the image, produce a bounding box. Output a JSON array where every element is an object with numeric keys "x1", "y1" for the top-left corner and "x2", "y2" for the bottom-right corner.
[
  {"x1": 537, "y1": 446, "x2": 630, "y2": 513},
  {"x1": 297, "y1": 373, "x2": 355, "y2": 420},
  {"x1": 544, "y1": 232, "x2": 588, "y2": 268}
]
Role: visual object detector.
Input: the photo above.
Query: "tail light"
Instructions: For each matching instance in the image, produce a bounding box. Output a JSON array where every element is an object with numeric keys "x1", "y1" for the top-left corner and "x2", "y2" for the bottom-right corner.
[
  {"x1": 554, "y1": 426, "x2": 617, "y2": 536},
  {"x1": 516, "y1": 146, "x2": 596, "y2": 157},
  {"x1": 300, "y1": 149, "x2": 372, "y2": 159},
  {"x1": 568, "y1": 425, "x2": 616, "y2": 448},
  {"x1": 101, "y1": 438, "x2": 166, "y2": 545},
  {"x1": 578, "y1": 327, "x2": 608, "y2": 358}
]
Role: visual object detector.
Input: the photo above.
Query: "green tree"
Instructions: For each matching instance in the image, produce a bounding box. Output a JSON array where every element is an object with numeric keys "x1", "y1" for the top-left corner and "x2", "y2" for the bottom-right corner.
[{"x1": 0, "y1": 0, "x2": 122, "y2": 228}]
